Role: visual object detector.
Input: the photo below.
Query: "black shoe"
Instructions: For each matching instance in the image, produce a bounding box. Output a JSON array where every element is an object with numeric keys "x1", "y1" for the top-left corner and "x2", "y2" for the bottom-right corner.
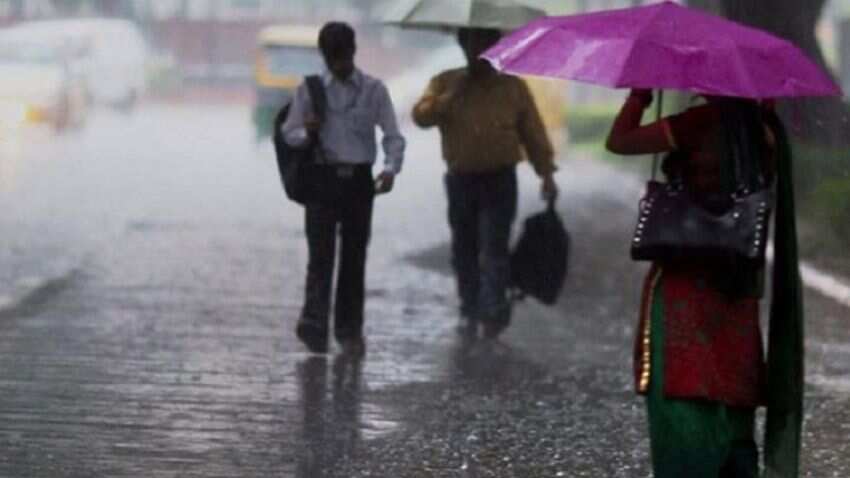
[
  {"x1": 338, "y1": 336, "x2": 366, "y2": 359},
  {"x1": 456, "y1": 316, "x2": 478, "y2": 341},
  {"x1": 480, "y1": 304, "x2": 512, "y2": 340},
  {"x1": 296, "y1": 321, "x2": 329, "y2": 354},
  {"x1": 482, "y1": 320, "x2": 509, "y2": 340}
]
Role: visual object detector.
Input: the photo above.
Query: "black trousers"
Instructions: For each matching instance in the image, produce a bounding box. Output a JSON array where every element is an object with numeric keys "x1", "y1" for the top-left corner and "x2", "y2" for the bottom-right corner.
[{"x1": 300, "y1": 165, "x2": 374, "y2": 341}]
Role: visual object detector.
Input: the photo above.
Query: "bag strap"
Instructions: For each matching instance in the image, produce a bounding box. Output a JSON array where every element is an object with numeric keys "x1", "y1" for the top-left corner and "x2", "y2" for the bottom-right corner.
[
  {"x1": 651, "y1": 90, "x2": 664, "y2": 182},
  {"x1": 303, "y1": 75, "x2": 327, "y2": 162},
  {"x1": 305, "y1": 75, "x2": 327, "y2": 122}
]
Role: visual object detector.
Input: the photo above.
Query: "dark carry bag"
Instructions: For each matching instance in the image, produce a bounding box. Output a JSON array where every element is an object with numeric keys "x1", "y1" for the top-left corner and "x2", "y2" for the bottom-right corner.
[
  {"x1": 631, "y1": 179, "x2": 772, "y2": 263},
  {"x1": 510, "y1": 201, "x2": 570, "y2": 305},
  {"x1": 630, "y1": 119, "x2": 773, "y2": 265},
  {"x1": 272, "y1": 75, "x2": 330, "y2": 204}
]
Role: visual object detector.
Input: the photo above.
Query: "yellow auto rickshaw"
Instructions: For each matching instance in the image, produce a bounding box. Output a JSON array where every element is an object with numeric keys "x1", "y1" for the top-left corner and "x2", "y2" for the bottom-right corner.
[{"x1": 252, "y1": 24, "x2": 323, "y2": 139}]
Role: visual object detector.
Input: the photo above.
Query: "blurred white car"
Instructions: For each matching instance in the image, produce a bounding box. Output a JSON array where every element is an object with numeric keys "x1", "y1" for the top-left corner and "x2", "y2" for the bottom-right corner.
[
  {"x1": 0, "y1": 37, "x2": 88, "y2": 131},
  {"x1": 3, "y1": 19, "x2": 149, "y2": 111}
]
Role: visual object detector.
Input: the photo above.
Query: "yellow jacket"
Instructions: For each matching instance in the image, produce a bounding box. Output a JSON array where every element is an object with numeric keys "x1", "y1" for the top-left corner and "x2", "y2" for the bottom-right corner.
[{"x1": 413, "y1": 68, "x2": 556, "y2": 176}]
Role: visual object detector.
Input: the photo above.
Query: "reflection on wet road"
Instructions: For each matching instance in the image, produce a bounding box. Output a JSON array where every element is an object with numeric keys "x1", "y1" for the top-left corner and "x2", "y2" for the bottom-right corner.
[{"x1": 295, "y1": 356, "x2": 362, "y2": 477}]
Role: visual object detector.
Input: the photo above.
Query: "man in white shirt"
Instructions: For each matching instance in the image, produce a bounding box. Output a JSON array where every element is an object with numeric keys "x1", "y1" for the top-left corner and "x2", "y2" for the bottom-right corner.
[{"x1": 282, "y1": 22, "x2": 405, "y2": 357}]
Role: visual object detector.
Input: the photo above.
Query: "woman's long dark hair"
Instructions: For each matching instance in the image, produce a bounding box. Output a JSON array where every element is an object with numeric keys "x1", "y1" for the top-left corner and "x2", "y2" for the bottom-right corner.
[
  {"x1": 704, "y1": 98, "x2": 803, "y2": 474},
  {"x1": 688, "y1": 97, "x2": 783, "y2": 298},
  {"x1": 760, "y1": 100, "x2": 804, "y2": 478},
  {"x1": 716, "y1": 97, "x2": 773, "y2": 195}
]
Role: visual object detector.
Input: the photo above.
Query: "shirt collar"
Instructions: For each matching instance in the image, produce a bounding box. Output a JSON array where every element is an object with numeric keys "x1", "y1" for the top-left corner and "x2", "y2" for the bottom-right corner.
[{"x1": 321, "y1": 68, "x2": 363, "y2": 88}]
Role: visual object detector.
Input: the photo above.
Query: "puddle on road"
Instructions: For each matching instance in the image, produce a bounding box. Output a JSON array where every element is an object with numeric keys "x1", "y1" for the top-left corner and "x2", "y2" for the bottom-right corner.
[
  {"x1": 0, "y1": 269, "x2": 82, "y2": 320},
  {"x1": 809, "y1": 374, "x2": 850, "y2": 394},
  {"x1": 360, "y1": 403, "x2": 402, "y2": 440}
]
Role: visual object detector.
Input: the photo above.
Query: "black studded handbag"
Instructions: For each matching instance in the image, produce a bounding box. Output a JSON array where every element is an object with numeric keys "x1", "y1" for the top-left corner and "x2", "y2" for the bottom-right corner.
[
  {"x1": 629, "y1": 98, "x2": 777, "y2": 266},
  {"x1": 630, "y1": 177, "x2": 772, "y2": 264},
  {"x1": 631, "y1": 102, "x2": 775, "y2": 298}
]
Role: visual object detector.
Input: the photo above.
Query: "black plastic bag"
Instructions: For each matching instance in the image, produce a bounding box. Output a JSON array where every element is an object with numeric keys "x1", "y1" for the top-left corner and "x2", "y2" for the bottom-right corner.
[{"x1": 510, "y1": 202, "x2": 570, "y2": 305}]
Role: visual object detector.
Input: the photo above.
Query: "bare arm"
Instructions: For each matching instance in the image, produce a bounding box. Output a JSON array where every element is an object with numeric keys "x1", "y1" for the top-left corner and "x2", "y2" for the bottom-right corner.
[{"x1": 605, "y1": 90, "x2": 674, "y2": 155}]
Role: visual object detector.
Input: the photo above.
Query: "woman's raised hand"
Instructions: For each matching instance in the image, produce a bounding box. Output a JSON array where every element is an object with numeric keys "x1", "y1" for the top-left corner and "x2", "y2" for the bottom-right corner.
[{"x1": 629, "y1": 89, "x2": 654, "y2": 109}]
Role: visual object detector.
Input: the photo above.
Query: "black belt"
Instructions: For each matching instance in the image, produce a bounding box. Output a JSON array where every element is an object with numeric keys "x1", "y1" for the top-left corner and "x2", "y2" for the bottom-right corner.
[
  {"x1": 320, "y1": 163, "x2": 371, "y2": 178},
  {"x1": 448, "y1": 165, "x2": 516, "y2": 178}
]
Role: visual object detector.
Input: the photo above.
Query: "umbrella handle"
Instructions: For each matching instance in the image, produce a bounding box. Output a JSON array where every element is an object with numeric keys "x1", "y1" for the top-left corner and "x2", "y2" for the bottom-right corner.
[{"x1": 651, "y1": 89, "x2": 665, "y2": 182}]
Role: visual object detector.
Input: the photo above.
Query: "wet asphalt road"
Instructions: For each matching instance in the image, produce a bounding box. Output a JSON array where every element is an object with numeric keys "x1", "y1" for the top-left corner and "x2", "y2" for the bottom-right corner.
[{"x1": 0, "y1": 103, "x2": 848, "y2": 478}]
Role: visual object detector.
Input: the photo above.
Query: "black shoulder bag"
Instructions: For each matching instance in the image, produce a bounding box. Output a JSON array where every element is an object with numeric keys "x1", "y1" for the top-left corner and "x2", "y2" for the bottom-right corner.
[
  {"x1": 272, "y1": 75, "x2": 329, "y2": 205},
  {"x1": 630, "y1": 105, "x2": 773, "y2": 267}
]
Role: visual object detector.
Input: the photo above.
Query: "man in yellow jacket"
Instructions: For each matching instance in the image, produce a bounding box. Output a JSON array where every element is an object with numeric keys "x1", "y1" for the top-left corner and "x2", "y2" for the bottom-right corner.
[{"x1": 412, "y1": 27, "x2": 558, "y2": 340}]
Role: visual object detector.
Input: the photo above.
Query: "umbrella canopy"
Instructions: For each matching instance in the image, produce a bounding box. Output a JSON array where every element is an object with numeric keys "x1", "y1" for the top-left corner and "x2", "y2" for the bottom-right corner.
[
  {"x1": 482, "y1": 1, "x2": 842, "y2": 98},
  {"x1": 383, "y1": 0, "x2": 547, "y2": 32}
]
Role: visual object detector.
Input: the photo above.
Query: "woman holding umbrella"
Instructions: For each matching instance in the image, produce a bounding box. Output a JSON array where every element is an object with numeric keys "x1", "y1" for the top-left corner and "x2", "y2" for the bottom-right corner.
[
  {"x1": 606, "y1": 91, "x2": 787, "y2": 478},
  {"x1": 480, "y1": 2, "x2": 840, "y2": 476}
]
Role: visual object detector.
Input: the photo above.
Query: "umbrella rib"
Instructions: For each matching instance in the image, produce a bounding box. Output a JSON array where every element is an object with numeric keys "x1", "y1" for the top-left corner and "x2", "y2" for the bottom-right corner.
[
  {"x1": 614, "y1": 6, "x2": 665, "y2": 90},
  {"x1": 614, "y1": 38, "x2": 642, "y2": 89},
  {"x1": 728, "y1": 43, "x2": 756, "y2": 97},
  {"x1": 403, "y1": 1, "x2": 432, "y2": 23},
  {"x1": 491, "y1": 23, "x2": 556, "y2": 74}
]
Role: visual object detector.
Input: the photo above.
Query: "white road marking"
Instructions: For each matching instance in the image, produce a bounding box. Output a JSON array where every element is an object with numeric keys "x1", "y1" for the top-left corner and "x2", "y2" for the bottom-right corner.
[{"x1": 800, "y1": 261, "x2": 850, "y2": 308}]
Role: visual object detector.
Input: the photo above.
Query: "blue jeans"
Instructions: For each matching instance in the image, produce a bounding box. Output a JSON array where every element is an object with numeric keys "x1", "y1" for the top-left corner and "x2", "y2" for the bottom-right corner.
[{"x1": 444, "y1": 167, "x2": 517, "y2": 325}]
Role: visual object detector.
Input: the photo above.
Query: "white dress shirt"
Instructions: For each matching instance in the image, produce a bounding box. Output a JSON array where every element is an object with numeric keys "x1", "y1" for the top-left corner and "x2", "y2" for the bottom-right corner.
[{"x1": 281, "y1": 69, "x2": 406, "y2": 175}]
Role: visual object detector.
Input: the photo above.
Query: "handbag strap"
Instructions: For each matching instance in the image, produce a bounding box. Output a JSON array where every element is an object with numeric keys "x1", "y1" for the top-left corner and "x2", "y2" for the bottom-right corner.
[{"x1": 651, "y1": 90, "x2": 664, "y2": 182}]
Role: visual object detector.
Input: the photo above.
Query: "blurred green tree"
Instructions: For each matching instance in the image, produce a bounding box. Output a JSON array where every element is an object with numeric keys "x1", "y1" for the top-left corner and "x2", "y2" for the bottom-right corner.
[{"x1": 688, "y1": 0, "x2": 848, "y2": 145}]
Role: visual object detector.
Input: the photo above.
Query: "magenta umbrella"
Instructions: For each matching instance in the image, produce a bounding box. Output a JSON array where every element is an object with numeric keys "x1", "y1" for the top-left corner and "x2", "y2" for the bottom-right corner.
[{"x1": 482, "y1": 1, "x2": 842, "y2": 98}]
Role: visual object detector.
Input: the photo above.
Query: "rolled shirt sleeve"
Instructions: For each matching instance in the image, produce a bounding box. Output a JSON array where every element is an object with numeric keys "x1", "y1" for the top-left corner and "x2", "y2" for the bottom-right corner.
[
  {"x1": 280, "y1": 82, "x2": 311, "y2": 148},
  {"x1": 376, "y1": 82, "x2": 406, "y2": 175}
]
